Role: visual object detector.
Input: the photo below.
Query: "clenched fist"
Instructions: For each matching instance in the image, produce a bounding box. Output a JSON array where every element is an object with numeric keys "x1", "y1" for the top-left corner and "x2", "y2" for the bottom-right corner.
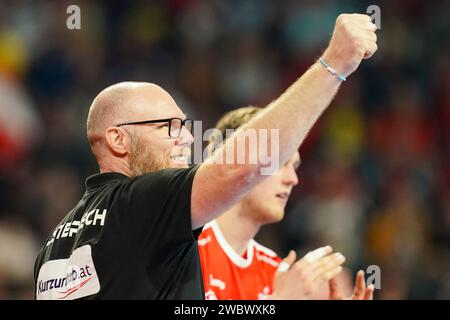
[{"x1": 322, "y1": 14, "x2": 378, "y2": 78}]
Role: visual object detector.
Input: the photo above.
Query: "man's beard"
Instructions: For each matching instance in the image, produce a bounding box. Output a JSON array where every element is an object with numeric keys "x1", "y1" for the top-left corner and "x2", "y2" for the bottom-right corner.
[{"x1": 129, "y1": 136, "x2": 169, "y2": 177}]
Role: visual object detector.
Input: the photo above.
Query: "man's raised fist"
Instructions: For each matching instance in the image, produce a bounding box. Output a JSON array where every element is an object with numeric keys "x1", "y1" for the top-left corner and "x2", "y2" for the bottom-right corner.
[{"x1": 322, "y1": 13, "x2": 378, "y2": 78}]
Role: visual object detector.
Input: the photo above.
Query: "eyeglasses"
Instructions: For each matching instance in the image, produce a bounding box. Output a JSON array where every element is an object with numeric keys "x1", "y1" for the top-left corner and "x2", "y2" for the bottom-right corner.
[{"x1": 116, "y1": 117, "x2": 193, "y2": 138}]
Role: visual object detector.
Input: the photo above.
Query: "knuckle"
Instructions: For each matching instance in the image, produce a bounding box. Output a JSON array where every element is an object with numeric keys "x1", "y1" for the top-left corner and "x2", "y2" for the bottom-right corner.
[
  {"x1": 355, "y1": 13, "x2": 371, "y2": 22},
  {"x1": 337, "y1": 14, "x2": 346, "y2": 22},
  {"x1": 337, "y1": 14, "x2": 350, "y2": 26}
]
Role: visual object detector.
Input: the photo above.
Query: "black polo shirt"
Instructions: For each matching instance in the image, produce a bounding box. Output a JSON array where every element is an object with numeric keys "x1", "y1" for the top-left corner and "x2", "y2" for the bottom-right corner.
[{"x1": 34, "y1": 165, "x2": 204, "y2": 299}]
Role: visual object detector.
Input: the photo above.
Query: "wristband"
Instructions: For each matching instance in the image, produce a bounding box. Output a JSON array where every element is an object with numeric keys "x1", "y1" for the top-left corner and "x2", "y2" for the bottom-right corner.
[{"x1": 318, "y1": 57, "x2": 347, "y2": 82}]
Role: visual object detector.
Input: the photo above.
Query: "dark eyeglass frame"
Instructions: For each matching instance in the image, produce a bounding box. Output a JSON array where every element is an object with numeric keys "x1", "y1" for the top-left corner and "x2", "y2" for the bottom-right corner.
[{"x1": 115, "y1": 117, "x2": 193, "y2": 138}]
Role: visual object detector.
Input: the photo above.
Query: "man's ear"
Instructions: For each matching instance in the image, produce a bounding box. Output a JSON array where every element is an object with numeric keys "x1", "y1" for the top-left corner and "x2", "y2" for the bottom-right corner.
[{"x1": 105, "y1": 126, "x2": 131, "y2": 156}]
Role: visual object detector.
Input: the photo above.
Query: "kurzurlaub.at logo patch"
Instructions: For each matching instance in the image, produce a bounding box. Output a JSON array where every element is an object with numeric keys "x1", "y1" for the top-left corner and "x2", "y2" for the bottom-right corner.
[{"x1": 36, "y1": 245, "x2": 100, "y2": 300}]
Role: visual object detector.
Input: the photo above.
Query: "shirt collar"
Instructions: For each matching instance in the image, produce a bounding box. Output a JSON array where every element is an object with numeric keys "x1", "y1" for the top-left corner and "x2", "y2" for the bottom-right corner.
[{"x1": 85, "y1": 172, "x2": 129, "y2": 190}]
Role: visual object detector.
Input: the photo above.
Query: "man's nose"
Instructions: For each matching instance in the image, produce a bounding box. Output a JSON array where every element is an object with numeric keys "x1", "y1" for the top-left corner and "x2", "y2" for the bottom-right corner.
[
  {"x1": 283, "y1": 166, "x2": 299, "y2": 187},
  {"x1": 176, "y1": 126, "x2": 194, "y2": 146}
]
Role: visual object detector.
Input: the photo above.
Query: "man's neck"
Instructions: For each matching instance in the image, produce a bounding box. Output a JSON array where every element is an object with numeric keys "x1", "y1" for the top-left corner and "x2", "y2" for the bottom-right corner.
[
  {"x1": 99, "y1": 159, "x2": 132, "y2": 177},
  {"x1": 215, "y1": 204, "x2": 262, "y2": 257}
]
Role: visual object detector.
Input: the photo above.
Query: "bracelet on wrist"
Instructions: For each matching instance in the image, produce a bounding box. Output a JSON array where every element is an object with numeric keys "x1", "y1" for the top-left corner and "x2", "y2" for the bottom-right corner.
[{"x1": 318, "y1": 57, "x2": 346, "y2": 82}]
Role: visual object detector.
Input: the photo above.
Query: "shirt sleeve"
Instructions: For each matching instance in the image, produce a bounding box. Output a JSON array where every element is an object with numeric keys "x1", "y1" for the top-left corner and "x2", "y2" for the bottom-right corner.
[{"x1": 117, "y1": 165, "x2": 201, "y2": 262}]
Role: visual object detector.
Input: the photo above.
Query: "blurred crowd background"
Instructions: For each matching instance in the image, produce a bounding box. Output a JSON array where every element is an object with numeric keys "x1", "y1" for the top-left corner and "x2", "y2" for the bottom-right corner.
[{"x1": 0, "y1": 0, "x2": 448, "y2": 299}]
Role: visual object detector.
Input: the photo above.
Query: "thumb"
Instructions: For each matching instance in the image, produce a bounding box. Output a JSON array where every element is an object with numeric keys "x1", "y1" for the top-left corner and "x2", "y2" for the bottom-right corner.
[
  {"x1": 329, "y1": 277, "x2": 343, "y2": 300},
  {"x1": 277, "y1": 250, "x2": 296, "y2": 273}
]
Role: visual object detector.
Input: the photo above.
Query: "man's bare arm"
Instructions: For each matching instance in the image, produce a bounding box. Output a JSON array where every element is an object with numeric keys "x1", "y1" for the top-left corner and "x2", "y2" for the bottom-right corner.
[{"x1": 191, "y1": 14, "x2": 378, "y2": 229}]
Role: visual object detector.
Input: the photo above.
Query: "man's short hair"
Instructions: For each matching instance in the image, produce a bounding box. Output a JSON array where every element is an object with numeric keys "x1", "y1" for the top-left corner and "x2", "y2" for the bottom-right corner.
[
  {"x1": 206, "y1": 106, "x2": 262, "y2": 157},
  {"x1": 211, "y1": 105, "x2": 262, "y2": 141}
]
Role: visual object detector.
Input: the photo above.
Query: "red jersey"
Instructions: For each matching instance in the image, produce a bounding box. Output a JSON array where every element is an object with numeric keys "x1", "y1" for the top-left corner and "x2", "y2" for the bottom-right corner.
[{"x1": 198, "y1": 220, "x2": 281, "y2": 300}]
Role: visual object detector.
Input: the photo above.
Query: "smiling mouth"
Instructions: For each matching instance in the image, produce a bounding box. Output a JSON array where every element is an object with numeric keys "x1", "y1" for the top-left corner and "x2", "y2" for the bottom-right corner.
[
  {"x1": 275, "y1": 192, "x2": 290, "y2": 200},
  {"x1": 170, "y1": 155, "x2": 188, "y2": 162}
]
